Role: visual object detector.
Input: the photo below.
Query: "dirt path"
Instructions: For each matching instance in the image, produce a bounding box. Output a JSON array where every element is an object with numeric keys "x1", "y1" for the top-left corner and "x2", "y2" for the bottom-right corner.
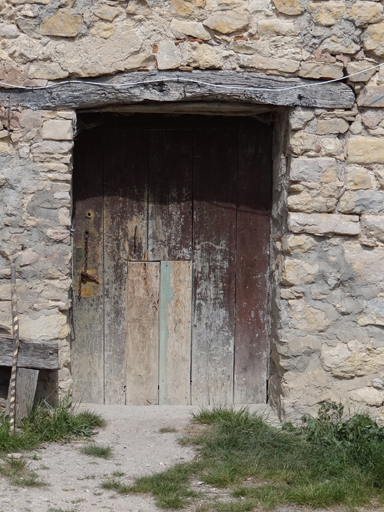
[{"x1": 0, "y1": 404, "x2": 278, "y2": 512}]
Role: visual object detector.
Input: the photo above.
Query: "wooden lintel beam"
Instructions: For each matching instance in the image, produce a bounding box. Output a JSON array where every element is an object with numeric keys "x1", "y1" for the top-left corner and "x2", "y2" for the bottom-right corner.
[
  {"x1": 0, "y1": 70, "x2": 355, "y2": 110},
  {"x1": 0, "y1": 336, "x2": 59, "y2": 370}
]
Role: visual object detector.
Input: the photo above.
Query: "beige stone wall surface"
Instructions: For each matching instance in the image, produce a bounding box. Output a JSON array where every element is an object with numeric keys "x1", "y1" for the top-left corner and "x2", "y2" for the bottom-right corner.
[{"x1": 1, "y1": 0, "x2": 384, "y2": 417}]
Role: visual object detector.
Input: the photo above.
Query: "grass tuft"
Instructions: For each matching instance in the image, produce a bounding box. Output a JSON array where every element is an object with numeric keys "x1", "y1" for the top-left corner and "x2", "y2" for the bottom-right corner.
[
  {"x1": 0, "y1": 397, "x2": 104, "y2": 456},
  {"x1": 107, "y1": 403, "x2": 384, "y2": 510},
  {"x1": 159, "y1": 427, "x2": 177, "y2": 434},
  {"x1": 81, "y1": 444, "x2": 112, "y2": 459},
  {"x1": 0, "y1": 456, "x2": 46, "y2": 487}
]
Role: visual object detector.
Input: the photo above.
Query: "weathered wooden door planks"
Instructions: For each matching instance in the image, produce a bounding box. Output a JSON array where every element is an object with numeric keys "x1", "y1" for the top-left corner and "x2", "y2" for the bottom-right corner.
[
  {"x1": 234, "y1": 119, "x2": 273, "y2": 403},
  {"x1": 73, "y1": 115, "x2": 272, "y2": 406},
  {"x1": 72, "y1": 127, "x2": 104, "y2": 403},
  {"x1": 192, "y1": 126, "x2": 237, "y2": 405},
  {"x1": 103, "y1": 129, "x2": 149, "y2": 404},
  {"x1": 126, "y1": 262, "x2": 160, "y2": 405},
  {"x1": 159, "y1": 261, "x2": 192, "y2": 405}
]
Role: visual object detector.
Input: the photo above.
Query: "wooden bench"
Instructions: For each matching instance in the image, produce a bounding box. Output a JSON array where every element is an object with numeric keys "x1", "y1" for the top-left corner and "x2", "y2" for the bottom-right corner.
[{"x1": 0, "y1": 336, "x2": 59, "y2": 424}]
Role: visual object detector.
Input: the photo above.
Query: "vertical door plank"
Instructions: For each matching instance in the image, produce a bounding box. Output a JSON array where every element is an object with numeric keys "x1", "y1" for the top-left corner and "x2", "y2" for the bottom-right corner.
[
  {"x1": 159, "y1": 261, "x2": 192, "y2": 405},
  {"x1": 234, "y1": 118, "x2": 272, "y2": 404},
  {"x1": 103, "y1": 128, "x2": 149, "y2": 404},
  {"x1": 148, "y1": 129, "x2": 193, "y2": 261},
  {"x1": 15, "y1": 368, "x2": 39, "y2": 425},
  {"x1": 192, "y1": 125, "x2": 238, "y2": 405},
  {"x1": 126, "y1": 262, "x2": 160, "y2": 405},
  {"x1": 72, "y1": 127, "x2": 104, "y2": 403}
]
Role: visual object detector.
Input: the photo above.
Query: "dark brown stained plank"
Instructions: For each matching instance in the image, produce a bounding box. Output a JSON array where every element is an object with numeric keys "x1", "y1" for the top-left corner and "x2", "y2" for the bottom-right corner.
[
  {"x1": 0, "y1": 337, "x2": 58, "y2": 369},
  {"x1": 15, "y1": 368, "x2": 39, "y2": 425},
  {"x1": 125, "y1": 262, "x2": 160, "y2": 405},
  {"x1": 192, "y1": 124, "x2": 237, "y2": 405},
  {"x1": 148, "y1": 129, "x2": 193, "y2": 261},
  {"x1": 234, "y1": 119, "x2": 272, "y2": 404},
  {"x1": 103, "y1": 128, "x2": 149, "y2": 404},
  {"x1": 72, "y1": 127, "x2": 104, "y2": 404}
]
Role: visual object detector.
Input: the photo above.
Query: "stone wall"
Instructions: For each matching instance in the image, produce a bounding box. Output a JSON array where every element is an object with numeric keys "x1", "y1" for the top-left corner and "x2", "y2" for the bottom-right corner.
[{"x1": 1, "y1": 0, "x2": 384, "y2": 418}]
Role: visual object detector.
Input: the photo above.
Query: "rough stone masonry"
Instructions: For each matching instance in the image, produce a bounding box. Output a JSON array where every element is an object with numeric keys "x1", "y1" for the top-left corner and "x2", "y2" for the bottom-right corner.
[{"x1": 1, "y1": 0, "x2": 384, "y2": 421}]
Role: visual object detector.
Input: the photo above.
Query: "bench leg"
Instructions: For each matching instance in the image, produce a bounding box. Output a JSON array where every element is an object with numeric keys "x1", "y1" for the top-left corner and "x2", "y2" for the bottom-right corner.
[{"x1": 5, "y1": 368, "x2": 39, "y2": 425}]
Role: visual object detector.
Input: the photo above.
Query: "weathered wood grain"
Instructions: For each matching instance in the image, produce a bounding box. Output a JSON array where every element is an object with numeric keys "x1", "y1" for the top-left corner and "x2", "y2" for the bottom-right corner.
[
  {"x1": 126, "y1": 262, "x2": 160, "y2": 405},
  {"x1": 0, "y1": 71, "x2": 355, "y2": 109},
  {"x1": 15, "y1": 368, "x2": 39, "y2": 425},
  {"x1": 0, "y1": 337, "x2": 58, "y2": 369},
  {"x1": 159, "y1": 261, "x2": 192, "y2": 405},
  {"x1": 148, "y1": 129, "x2": 193, "y2": 261},
  {"x1": 234, "y1": 118, "x2": 272, "y2": 404},
  {"x1": 72, "y1": 127, "x2": 104, "y2": 403},
  {"x1": 103, "y1": 128, "x2": 149, "y2": 404},
  {"x1": 192, "y1": 124, "x2": 237, "y2": 406}
]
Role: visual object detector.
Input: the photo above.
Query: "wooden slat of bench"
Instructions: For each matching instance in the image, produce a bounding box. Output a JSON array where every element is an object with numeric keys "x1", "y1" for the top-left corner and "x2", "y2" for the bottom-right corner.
[{"x1": 0, "y1": 337, "x2": 58, "y2": 370}]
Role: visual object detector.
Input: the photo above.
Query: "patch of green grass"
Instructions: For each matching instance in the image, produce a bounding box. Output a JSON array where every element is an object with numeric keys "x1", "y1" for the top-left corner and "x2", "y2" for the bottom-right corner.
[
  {"x1": 81, "y1": 444, "x2": 112, "y2": 459},
  {"x1": 159, "y1": 427, "x2": 177, "y2": 434},
  {"x1": 0, "y1": 397, "x2": 104, "y2": 455},
  {"x1": 107, "y1": 403, "x2": 384, "y2": 510},
  {"x1": 112, "y1": 470, "x2": 125, "y2": 477},
  {"x1": 48, "y1": 508, "x2": 79, "y2": 512},
  {"x1": 0, "y1": 456, "x2": 46, "y2": 487}
]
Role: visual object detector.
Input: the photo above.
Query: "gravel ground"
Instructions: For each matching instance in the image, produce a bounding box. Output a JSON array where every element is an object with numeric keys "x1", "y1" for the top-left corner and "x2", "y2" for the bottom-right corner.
[
  {"x1": 0, "y1": 404, "x2": 367, "y2": 512},
  {"x1": 0, "y1": 404, "x2": 276, "y2": 512}
]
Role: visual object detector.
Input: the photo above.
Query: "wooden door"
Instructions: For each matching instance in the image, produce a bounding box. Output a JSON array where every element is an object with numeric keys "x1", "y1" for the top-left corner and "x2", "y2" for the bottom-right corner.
[{"x1": 72, "y1": 115, "x2": 272, "y2": 405}]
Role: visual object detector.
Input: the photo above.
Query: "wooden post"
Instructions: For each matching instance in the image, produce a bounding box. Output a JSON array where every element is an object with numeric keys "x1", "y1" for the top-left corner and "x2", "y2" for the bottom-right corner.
[{"x1": 8, "y1": 264, "x2": 20, "y2": 434}]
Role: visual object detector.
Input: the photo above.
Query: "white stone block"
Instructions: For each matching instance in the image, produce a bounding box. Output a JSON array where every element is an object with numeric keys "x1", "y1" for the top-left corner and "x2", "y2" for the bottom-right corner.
[{"x1": 42, "y1": 120, "x2": 73, "y2": 141}]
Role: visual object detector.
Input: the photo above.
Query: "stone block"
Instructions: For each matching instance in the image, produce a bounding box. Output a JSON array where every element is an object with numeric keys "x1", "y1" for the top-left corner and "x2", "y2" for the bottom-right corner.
[
  {"x1": 90, "y1": 22, "x2": 115, "y2": 39},
  {"x1": 288, "y1": 299, "x2": 333, "y2": 332},
  {"x1": 93, "y1": 5, "x2": 119, "y2": 21},
  {"x1": 189, "y1": 44, "x2": 222, "y2": 69},
  {"x1": 339, "y1": 190, "x2": 384, "y2": 214},
  {"x1": 321, "y1": 37, "x2": 360, "y2": 55},
  {"x1": 240, "y1": 55, "x2": 300, "y2": 74},
  {"x1": 283, "y1": 234, "x2": 317, "y2": 253},
  {"x1": 364, "y1": 22, "x2": 384, "y2": 57},
  {"x1": 288, "y1": 213, "x2": 360, "y2": 236},
  {"x1": 273, "y1": 0, "x2": 303, "y2": 15},
  {"x1": 288, "y1": 184, "x2": 342, "y2": 213},
  {"x1": 362, "y1": 110, "x2": 384, "y2": 129},
  {"x1": 349, "y1": 387, "x2": 384, "y2": 407},
  {"x1": 299, "y1": 62, "x2": 343, "y2": 80},
  {"x1": 358, "y1": 298, "x2": 384, "y2": 327},
  {"x1": 308, "y1": 2, "x2": 345, "y2": 26},
  {"x1": 346, "y1": 61, "x2": 377, "y2": 83},
  {"x1": 348, "y1": 1, "x2": 383, "y2": 27},
  {"x1": 357, "y1": 86, "x2": 384, "y2": 108},
  {"x1": 362, "y1": 215, "x2": 384, "y2": 242},
  {"x1": 28, "y1": 62, "x2": 68, "y2": 80},
  {"x1": 171, "y1": 0, "x2": 193, "y2": 15},
  {"x1": 290, "y1": 158, "x2": 338, "y2": 182},
  {"x1": 345, "y1": 167, "x2": 372, "y2": 190},
  {"x1": 170, "y1": 19, "x2": 211, "y2": 40},
  {"x1": 281, "y1": 259, "x2": 319, "y2": 285},
  {"x1": 157, "y1": 41, "x2": 182, "y2": 70},
  {"x1": 204, "y1": 12, "x2": 249, "y2": 33},
  {"x1": 344, "y1": 242, "x2": 384, "y2": 285},
  {"x1": 42, "y1": 120, "x2": 73, "y2": 141},
  {"x1": 20, "y1": 249, "x2": 39, "y2": 267},
  {"x1": 290, "y1": 132, "x2": 317, "y2": 155},
  {"x1": 348, "y1": 137, "x2": 384, "y2": 164},
  {"x1": 0, "y1": 24, "x2": 19, "y2": 38},
  {"x1": 258, "y1": 19, "x2": 299, "y2": 37},
  {"x1": 290, "y1": 109, "x2": 315, "y2": 130},
  {"x1": 31, "y1": 141, "x2": 73, "y2": 155},
  {"x1": 19, "y1": 312, "x2": 69, "y2": 340},
  {"x1": 40, "y1": 9, "x2": 82, "y2": 38},
  {"x1": 316, "y1": 118, "x2": 349, "y2": 135}
]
